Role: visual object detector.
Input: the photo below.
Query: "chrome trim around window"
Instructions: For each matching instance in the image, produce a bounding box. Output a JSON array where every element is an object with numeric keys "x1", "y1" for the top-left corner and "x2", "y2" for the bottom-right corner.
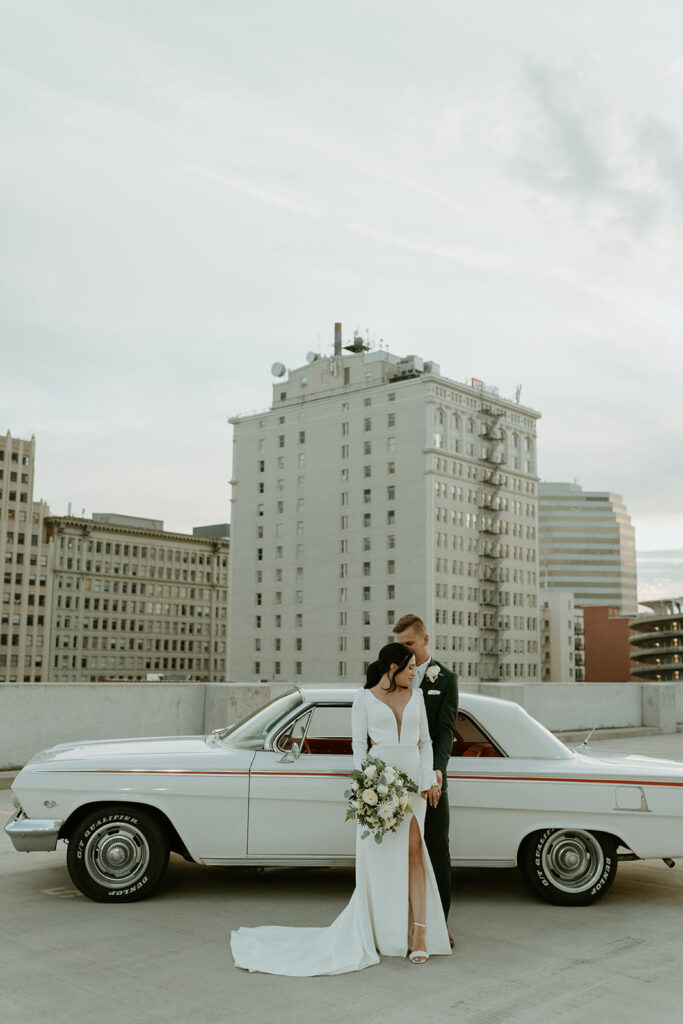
[{"x1": 5, "y1": 813, "x2": 64, "y2": 853}]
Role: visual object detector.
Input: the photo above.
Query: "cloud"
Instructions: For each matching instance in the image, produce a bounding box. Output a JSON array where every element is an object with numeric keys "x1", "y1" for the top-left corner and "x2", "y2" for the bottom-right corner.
[
  {"x1": 190, "y1": 165, "x2": 322, "y2": 218},
  {"x1": 512, "y1": 61, "x2": 664, "y2": 235}
]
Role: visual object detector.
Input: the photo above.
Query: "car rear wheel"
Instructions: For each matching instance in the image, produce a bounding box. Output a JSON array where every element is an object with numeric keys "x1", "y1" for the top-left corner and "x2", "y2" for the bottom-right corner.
[
  {"x1": 66, "y1": 805, "x2": 170, "y2": 903},
  {"x1": 519, "y1": 828, "x2": 618, "y2": 906}
]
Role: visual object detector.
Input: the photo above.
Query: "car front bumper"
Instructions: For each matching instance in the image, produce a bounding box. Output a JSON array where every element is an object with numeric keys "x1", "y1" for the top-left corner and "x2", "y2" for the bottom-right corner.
[{"x1": 5, "y1": 811, "x2": 63, "y2": 852}]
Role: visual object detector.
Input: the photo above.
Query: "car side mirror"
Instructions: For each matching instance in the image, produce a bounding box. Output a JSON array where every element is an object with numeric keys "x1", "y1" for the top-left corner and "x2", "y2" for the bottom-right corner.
[{"x1": 278, "y1": 741, "x2": 301, "y2": 764}]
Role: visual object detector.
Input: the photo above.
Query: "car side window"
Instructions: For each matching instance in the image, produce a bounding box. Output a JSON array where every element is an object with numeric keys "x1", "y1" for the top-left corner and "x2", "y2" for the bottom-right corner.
[
  {"x1": 276, "y1": 705, "x2": 353, "y2": 756},
  {"x1": 452, "y1": 712, "x2": 503, "y2": 758},
  {"x1": 305, "y1": 705, "x2": 353, "y2": 755}
]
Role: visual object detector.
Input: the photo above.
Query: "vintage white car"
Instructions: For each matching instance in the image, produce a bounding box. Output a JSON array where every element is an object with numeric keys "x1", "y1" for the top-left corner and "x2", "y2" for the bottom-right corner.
[{"x1": 6, "y1": 686, "x2": 683, "y2": 906}]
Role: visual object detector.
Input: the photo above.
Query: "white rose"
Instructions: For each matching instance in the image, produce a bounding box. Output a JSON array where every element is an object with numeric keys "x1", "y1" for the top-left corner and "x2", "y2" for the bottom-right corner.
[
  {"x1": 350, "y1": 799, "x2": 361, "y2": 809},
  {"x1": 364, "y1": 764, "x2": 377, "y2": 781},
  {"x1": 383, "y1": 766, "x2": 397, "y2": 784},
  {"x1": 362, "y1": 788, "x2": 379, "y2": 806},
  {"x1": 426, "y1": 664, "x2": 440, "y2": 683},
  {"x1": 377, "y1": 783, "x2": 389, "y2": 796},
  {"x1": 378, "y1": 804, "x2": 396, "y2": 821},
  {"x1": 399, "y1": 793, "x2": 409, "y2": 810}
]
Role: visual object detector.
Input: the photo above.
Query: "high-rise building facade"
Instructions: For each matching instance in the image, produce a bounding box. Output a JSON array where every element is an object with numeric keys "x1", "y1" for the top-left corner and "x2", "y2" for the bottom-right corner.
[
  {"x1": 228, "y1": 329, "x2": 541, "y2": 684},
  {"x1": 540, "y1": 590, "x2": 585, "y2": 682},
  {"x1": 538, "y1": 482, "x2": 637, "y2": 615},
  {"x1": 46, "y1": 513, "x2": 229, "y2": 682},
  {"x1": 0, "y1": 432, "x2": 53, "y2": 682}
]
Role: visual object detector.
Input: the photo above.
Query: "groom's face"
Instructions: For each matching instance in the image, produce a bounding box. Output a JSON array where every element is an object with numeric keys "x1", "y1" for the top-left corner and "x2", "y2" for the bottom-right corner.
[{"x1": 394, "y1": 625, "x2": 429, "y2": 666}]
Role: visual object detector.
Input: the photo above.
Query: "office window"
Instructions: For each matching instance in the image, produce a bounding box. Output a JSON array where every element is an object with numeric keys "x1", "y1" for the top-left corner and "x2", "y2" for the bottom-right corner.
[
  {"x1": 364, "y1": 418, "x2": 372, "y2": 431},
  {"x1": 299, "y1": 431, "x2": 305, "y2": 443}
]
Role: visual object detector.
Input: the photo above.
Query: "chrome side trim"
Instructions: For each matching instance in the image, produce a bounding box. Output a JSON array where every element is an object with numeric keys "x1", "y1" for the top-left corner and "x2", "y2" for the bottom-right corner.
[
  {"x1": 201, "y1": 855, "x2": 356, "y2": 867},
  {"x1": 199, "y1": 855, "x2": 516, "y2": 868},
  {"x1": 5, "y1": 813, "x2": 64, "y2": 853}
]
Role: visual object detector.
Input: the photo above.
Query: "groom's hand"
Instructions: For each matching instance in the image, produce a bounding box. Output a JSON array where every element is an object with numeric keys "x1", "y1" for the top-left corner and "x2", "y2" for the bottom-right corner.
[{"x1": 422, "y1": 783, "x2": 441, "y2": 807}]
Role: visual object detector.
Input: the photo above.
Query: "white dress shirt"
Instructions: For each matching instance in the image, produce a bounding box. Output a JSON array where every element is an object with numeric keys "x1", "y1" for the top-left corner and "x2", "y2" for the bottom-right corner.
[{"x1": 411, "y1": 657, "x2": 431, "y2": 689}]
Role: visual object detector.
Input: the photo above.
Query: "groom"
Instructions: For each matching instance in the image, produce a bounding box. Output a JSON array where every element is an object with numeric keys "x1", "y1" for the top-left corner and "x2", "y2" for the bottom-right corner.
[{"x1": 393, "y1": 613, "x2": 458, "y2": 944}]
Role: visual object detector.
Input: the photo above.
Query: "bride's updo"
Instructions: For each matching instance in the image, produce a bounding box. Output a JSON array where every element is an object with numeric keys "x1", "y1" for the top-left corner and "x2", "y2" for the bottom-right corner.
[{"x1": 364, "y1": 642, "x2": 414, "y2": 692}]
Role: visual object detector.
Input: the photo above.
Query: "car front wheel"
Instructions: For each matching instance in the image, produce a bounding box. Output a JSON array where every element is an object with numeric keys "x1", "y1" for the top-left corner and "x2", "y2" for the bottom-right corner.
[
  {"x1": 66, "y1": 805, "x2": 170, "y2": 903},
  {"x1": 519, "y1": 828, "x2": 618, "y2": 906}
]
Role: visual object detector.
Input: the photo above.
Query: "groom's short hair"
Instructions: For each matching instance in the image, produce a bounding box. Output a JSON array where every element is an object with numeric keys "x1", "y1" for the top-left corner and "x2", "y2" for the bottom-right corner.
[{"x1": 393, "y1": 613, "x2": 426, "y2": 636}]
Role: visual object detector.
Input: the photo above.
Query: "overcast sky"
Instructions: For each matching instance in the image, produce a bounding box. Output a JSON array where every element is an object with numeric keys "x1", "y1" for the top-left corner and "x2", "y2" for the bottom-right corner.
[{"x1": 2, "y1": 1, "x2": 682, "y2": 600}]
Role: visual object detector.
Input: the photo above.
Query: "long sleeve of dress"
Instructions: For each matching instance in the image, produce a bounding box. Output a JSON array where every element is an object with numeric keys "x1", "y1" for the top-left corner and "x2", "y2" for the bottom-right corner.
[
  {"x1": 351, "y1": 690, "x2": 369, "y2": 771},
  {"x1": 418, "y1": 691, "x2": 438, "y2": 792}
]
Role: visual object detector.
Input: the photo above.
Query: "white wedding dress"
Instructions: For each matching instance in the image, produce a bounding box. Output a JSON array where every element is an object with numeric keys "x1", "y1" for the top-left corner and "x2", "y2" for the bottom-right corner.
[{"x1": 230, "y1": 687, "x2": 452, "y2": 975}]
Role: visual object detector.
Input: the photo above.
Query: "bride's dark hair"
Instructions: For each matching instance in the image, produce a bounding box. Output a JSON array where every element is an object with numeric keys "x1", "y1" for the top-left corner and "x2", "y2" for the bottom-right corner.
[{"x1": 364, "y1": 642, "x2": 414, "y2": 692}]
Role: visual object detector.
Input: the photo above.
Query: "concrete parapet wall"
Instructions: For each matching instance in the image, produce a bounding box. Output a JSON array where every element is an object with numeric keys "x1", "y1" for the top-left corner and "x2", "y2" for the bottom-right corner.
[
  {"x1": 499, "y1": 682, "x2": 642, "y2": 732},
  {"x1": 2, "y1": 680, "x2": 683, "y2": 771},
  {"x1": 0, "y1": 683, "x2": 207, "y2": 770}
]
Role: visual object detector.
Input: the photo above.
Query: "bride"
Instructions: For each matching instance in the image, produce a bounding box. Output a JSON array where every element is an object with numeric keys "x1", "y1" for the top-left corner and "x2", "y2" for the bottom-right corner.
[{"x1": 230, "y1": 642, "x2": 452, "y2": 974}]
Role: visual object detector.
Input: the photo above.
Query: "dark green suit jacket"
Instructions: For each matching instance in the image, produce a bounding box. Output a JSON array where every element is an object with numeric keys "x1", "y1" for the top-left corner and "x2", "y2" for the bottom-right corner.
[{"x1": 419, "y1": 658, "x2": 459, "y2": 777}]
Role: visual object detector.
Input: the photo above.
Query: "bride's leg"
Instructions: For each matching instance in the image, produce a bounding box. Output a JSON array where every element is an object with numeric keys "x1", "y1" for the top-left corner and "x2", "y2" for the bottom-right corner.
[{"x1": 408, "y1": 816, "x2": 426, "y2": 954}]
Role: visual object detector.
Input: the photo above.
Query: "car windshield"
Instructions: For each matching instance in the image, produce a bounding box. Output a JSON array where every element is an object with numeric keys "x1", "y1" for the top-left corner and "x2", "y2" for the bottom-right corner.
[{"x1": 220, "y1": 689, "x2": 304, "y2": 749}]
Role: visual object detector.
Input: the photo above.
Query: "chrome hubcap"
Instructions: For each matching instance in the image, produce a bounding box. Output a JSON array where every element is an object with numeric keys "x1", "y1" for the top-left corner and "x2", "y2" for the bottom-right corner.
[
  {"x1": 541, "y1": 830, "x2": 604, "y2": 893},
  {"x1": 84, "y1": 823, "x2": 150, "y2": 888}
]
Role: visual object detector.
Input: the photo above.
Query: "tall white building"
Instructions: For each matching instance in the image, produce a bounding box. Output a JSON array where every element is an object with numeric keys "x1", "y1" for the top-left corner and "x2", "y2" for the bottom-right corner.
[
  {"x1": 228, "y1": 327, "x2": 541, "y2": 684},
  {"x1": 0, "y1": 432, "x2": 53, "y2": 682},
  {"x1": 538, "y1": 482, "x2": 637, "y2": 615},
  {"x1": 540, "y1": 590, "x2": 585, "y2": 682}
]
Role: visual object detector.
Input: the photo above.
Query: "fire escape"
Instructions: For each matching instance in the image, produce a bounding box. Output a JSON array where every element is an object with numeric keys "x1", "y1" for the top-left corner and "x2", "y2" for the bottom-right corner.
[{"x1": 478, "y1": 405, "x2": 506, "y2": 682}]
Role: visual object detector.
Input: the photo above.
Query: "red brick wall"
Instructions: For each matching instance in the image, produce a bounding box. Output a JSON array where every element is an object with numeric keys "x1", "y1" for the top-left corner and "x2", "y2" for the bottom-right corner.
[{"x1": 581, "y1": 606, "x2": 633, "y2": 682}]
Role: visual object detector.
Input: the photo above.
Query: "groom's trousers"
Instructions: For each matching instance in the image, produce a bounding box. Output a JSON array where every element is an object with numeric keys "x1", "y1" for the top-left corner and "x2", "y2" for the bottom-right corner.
[{"x1": 424, "y1": 783, "x2": 452, "y2": 921}]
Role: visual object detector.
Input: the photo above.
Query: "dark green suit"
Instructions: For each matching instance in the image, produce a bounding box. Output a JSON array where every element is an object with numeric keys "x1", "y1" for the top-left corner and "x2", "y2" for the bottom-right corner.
[{"x1": 419, "y1": 658, "x2": 458, "y2": 921}]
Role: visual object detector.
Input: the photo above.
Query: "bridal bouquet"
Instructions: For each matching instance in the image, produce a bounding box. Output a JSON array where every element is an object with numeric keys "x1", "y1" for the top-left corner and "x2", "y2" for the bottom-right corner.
[{"x1": 344, "y1": 756, "x2": 418, "y2": 844}]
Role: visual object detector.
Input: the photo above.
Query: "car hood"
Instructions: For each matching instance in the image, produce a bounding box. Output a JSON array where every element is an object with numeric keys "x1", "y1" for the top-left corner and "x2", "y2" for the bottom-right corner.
[{"x1": 27, "y1": 735, "x2": 212, "y2": 765}]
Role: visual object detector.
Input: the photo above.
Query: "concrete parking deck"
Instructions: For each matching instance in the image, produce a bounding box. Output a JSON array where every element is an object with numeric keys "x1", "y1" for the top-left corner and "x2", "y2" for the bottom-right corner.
[{"x1": 3, "y1": 732, "x2": 683, "y2": 1024}]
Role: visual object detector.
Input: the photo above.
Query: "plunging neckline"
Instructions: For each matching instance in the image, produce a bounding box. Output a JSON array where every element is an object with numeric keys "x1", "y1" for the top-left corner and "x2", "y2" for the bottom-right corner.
[{"x1": 368, "y1": 688, "x2": 414, "y2": 742}]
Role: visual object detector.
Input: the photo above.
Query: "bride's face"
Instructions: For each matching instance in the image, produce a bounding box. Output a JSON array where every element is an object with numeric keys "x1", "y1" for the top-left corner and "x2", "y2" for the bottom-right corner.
[{"x1": 393, "y1": 655, "x2": 416, "y2": 689}]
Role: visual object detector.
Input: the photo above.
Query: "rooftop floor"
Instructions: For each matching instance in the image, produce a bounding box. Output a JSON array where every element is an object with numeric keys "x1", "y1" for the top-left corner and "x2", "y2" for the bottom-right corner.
[{"x1": 4, "y1": 732, "x2": 683, "y2": 1024}]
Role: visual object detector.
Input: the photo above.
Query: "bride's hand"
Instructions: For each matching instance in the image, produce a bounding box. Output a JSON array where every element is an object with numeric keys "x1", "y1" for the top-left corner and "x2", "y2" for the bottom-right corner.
[{"x1": 421, "y1": 783, "x2": 441, "y2": 807}]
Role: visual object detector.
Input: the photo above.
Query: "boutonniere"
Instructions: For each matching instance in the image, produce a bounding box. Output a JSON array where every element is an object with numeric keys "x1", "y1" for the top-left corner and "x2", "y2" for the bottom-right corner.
[{"x1": 426, "y1": 664, "x2": 440, "y2": 683}]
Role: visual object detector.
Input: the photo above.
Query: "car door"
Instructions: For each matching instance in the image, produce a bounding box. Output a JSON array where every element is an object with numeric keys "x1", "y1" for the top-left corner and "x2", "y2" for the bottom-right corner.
[
  {"x1": 247, "y1": 703, "x2": 355, "y2": 859},
  {"x1": 447, "y1": 710, "x2": 521, "y2": 864}
]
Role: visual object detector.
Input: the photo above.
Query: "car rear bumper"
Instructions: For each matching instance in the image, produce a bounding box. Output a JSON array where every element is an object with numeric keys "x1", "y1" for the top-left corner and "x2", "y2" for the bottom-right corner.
[{"x1": 5, "y1": 812, "x2": 63, "y2": 852}]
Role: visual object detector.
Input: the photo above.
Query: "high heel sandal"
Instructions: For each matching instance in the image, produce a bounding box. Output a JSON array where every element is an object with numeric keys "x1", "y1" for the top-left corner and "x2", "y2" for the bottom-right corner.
[{"x1": 409, "y1": 924, "x2": 429, "y2": 964}]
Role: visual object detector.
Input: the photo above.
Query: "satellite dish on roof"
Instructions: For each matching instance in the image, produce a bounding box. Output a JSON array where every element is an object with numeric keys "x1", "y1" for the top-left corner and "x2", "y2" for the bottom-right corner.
[
  {"x1": 271, "y1": 362, "x2": 286, "y2": 378},
  {"x1": 306, "y1": 351, "x2": 320, "y2": 363}
]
